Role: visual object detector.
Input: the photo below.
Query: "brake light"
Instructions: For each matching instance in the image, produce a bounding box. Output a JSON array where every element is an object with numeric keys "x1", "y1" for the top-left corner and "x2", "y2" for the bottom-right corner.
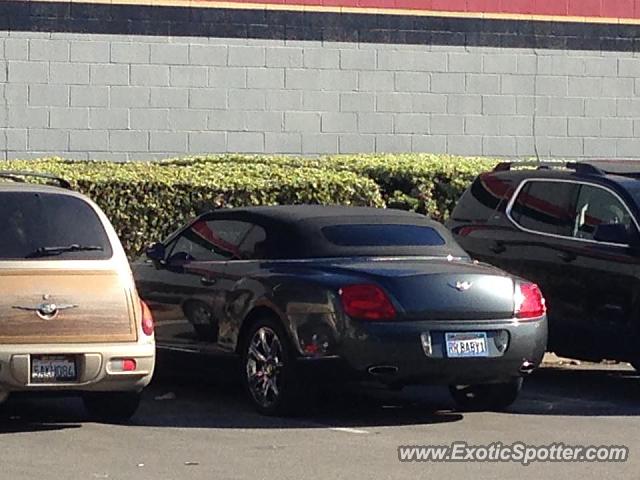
[
  {"x1": 140, "y1": 300, "x2": 154, "y2": 336},
  {"x1": 340, "y1": 284, "x2": 396, "y2": 320},
  {"x1": 514, "y1": 282, "x2": 546, "y2": 320}
]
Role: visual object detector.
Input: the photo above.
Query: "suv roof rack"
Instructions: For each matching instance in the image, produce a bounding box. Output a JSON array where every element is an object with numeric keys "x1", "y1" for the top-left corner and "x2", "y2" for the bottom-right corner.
[
  {"x1": 493, "y1": 161, "x2": 605, "y2": 176},
  {"x1": 0, "y1": 171, "x2": 72, "y2": 189}
]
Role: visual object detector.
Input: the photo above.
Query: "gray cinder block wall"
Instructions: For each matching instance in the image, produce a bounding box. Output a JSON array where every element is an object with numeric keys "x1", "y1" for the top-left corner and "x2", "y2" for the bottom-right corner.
[{"x1": 1, "y1": 3, "x2": 640, "y2": 160}]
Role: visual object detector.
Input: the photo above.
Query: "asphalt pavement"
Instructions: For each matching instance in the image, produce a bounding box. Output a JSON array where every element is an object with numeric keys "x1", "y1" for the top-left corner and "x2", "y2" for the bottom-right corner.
[{"x1": 1, "y1": 354, "x2": 639, "y2": 480}]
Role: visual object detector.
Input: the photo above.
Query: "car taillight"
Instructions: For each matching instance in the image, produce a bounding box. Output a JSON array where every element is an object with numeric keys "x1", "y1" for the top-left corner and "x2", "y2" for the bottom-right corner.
[
  {"x1": 514, "y1": 282, "x2": 546, "y2": 320},
  {"x1": 140, "y1": 300, "x2": 154, "y2": 336},
  {"x1": 339, "y1": 284, "x2": 396, "y2": 321}
]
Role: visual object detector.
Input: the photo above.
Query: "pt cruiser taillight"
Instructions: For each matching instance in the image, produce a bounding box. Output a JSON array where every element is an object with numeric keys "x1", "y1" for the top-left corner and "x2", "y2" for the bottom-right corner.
[
  {"x1": 514, "y1": 282, "x2": 546, "y2": 320},
  {"x1": 340, "y1": 284, "x2": 396, "y2": 320},
  {"x1": 140, "y1": 300, "x2": 155, "y2": 336}
]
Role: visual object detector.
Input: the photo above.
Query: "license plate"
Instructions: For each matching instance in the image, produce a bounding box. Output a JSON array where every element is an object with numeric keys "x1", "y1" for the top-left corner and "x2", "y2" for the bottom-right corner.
[
  {"x1": 445, "y1": 332, "x2": 489, "y2": 358},
  {"x1": 31, "y1": 355, "x2": 78, "y2": 383}
]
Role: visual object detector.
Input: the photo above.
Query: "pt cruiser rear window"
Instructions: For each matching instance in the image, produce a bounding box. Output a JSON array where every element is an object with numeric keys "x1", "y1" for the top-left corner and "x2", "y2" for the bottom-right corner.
[{"x1": 0, "y1": 192, "x2": 112, "y2": 260}]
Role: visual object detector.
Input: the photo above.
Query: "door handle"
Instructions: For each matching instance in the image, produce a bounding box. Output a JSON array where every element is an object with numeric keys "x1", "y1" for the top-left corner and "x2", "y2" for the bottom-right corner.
[
  {"x1": 490, "y1": 241, "x2": 506, "y2": 254},
  {"x1": 558, "y1": 251, "x2": 577, "y2": 263},
  {"x1": 200, "y1": 277, "x2": 217, "y2": 286}
]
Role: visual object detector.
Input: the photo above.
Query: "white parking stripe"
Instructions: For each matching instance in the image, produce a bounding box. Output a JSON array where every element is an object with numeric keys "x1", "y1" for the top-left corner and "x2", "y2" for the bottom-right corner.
[{"x1": 329, "y1": 427, "x2": 370, "y2": 435}]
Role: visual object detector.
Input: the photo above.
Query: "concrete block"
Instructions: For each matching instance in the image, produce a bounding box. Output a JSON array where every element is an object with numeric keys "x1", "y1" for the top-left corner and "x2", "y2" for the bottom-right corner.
[
  {"x1": 70, "y1": 41, "x2": 109, "y2": 62},
  {"x1": 70, "y1": 85, "x2": 108, "y2": 107},
  {"x1": 568, "y1": 117, "x2": 600, "y2": 136},
  {"x1": 228, "y1": 89, "x2": 265, "y2": 110},
  {"x1": 304, "y1": 48, "x2": 340, "y2": 69},
  {"x1": 536, "y1": 76, "x2": 568, "y2": 96},
  {"x1": 617, "y1": 99, "x2": 640, "y2": 117},
  {"x1": 111, "y1": 42, "x2": 150, "y2": 63},
  {"x1": 50, "y1": 107, "x2": 89, "y2": 129},
  {"x1": 549, "y1": 97, "x2": 584, "y2": 116},
  {"x1": 265, "y1": 132, "x2": 302, "y2": 153},
  {"x1": 246, "y1": 111, "x2": 284, "y2": 132},
  {"x1": 568, "y1": 77, "x2": 602, "y2": 97},
  {"x1": 465, "y1": 115, "x2": 501, "y2": 135},
  {"x1": 321, "y1": 112, "x2": 357, "y2": 133},
  {"x1": 228, "y1": 46, "x2": 265, "y2": 67},
  {"x1": 150, "y1": 43, "x2": 189, "y2": 65},
  {"x1": 356, "y1": 113, "x2": 393, "y2": 134},
  {"x1": 601, "y1": 78, "x2": 634, "y2": 98},
  {"x1": 412, "y1": 135, "x2": 447, "y2": 153},
  {"x1": 170, "y1": 66, "x2": 208, "y2": 87},
  {"x1": 340, "y1": 49, "x2": 376, "y2": 70},
  {"x1": 7, "y1": 107, "x2": 48, "y2": 128},
  {"x1": 412, "y1": 94, "x2": 447, "y2": 114},
  {"x1": 466, "y1": 74, "x2": 500, "y2": 94},
  {"x1": 375, "y1": 93, "x2": 413, "y2": 113},
  {"x1": 28, "y1": 129, "x2": 68, "y2": 150},
  {"x1": 266, "y1": 47, "x2": 303, "y2": 68},
  {"x1": 266, "y1": 90, "x2": 303, "y2": 111},
  {"x1": 208, "y1": 110, "x2": 245, "y2": 131},
  {"x1": 169, "y1": 109, "x2": 209, "y2": 130},
  {"x1": 29, "y1": 84, "x2": 69, "y2": 107},
  {"x1": 89, "y1": 108, "x2": 129, "y2": 129},
  {"x1": 130, "y1": 109, "x2": 170, "y2": 130},
  {"x1": 482, "y1": 95, "x2": 517, "y2": 115},
  {"x1": 150, "y1": 131, "x2": 188, "y2": 152},
  {"x1": 49, "y1": 63, "x2": 89, "y2": 85},
  {"x1": 284, "y1": 112, "x2": 321, "y2": 132},
  {"x1": 394, "y1": 72, "x2": 430, "y2": 92},
  {"x1": 378, "y1": 51, "x2": 447, "y2": 72},
  {"x1": 188, "y1": 132, "x2": 227, "y2": 153},
  {"x1": 394, "y1": 114, "x2": 429, "y2": 134},
  {"x1": 498, "y1": 116, "x2": 533, "y2": 136},
  {"x1": 584, "y1": 137, "x2": 617, "y2": 157},
  {"x1": 341, "y1": 92, "x2": 375, "y2": 112},
  {"x1": 535, "y1": 117, "x2": 568, "y2": 136},
  {"x1": 482, "y1": 136, "x2": 517, "y2": 156},
  {"x1": 69, "y1": 130, "x2": 109, "y2": 151},
  {"x1": 189, "y1": 88, "x2": 227, "y2": 109},
  {"x1": 483, "y1": 55, "x2": 517, "y2": 74},
  {"x1": 601, "y1": 118, "x2": 633, "y2": 138},
  {"x1": 109, "y1": 130, "x2": 149, "y2": 152},
  {"x1": 189, "y1": 44, "x2": 228, "y2": 66},
  {"x1": 5, "y1": 39, "x2": 29, "y2": 60},
  {"x1": 131, "y1": 65, "x2": 170, "y2": 86},
  {"x1": 360, "y1": 71, "x2": 395, "y2": 91},
  {"x1": 90, "y1": 64, "x2": 129, "y2": 86},
  {"x1": 618, "y1": 58, "x2": 640, "y2": 77},
  {"x1": 247, "y1": 68, "x2": 285, "y2": 89},
  {"x1": 447, "y1": 135, "x2": 483, "y2": 156},
  {"x1": 302, "y1": 134, "x2": 338, "y2": 154},
  {"x1": 448, "y1": 53, "x2": 482, "y2": 73},
  {"x1": 430, "y1": 115, "x2": 464, "y2": 135},
  {"x1": 227, "y1": 132, "x2": 264, "y2": 153},
  {"x1": 376, "y1": 135, "x2": 412, "y2": 153},
  {"x1": 585, "y1": 98, "x2": 616, "y2": 117},
  {"x1": 30, "y1": 39, "x2": 68, "y2": 61},
  {"x1": 8, "y1": 61, "x2": 48, "y2": 83},
  {"x1": 110, "y1": 86, "x2": 150, "y2": 107},
  {"x1": 303, "y1": 91, "x2": 340, "y2": 112},
  {"x1": 209, "y1": 67, "x2": 246, "y2": 88},
  {"x1": 501, "y1": 75, "x2": 535, "y2": 95},
  {"x1": 447, "y1": 95, "x2": 482, "y2": 114},
  {"x1": 339, "y1": 134, "x2": 375, "y2": 153}
]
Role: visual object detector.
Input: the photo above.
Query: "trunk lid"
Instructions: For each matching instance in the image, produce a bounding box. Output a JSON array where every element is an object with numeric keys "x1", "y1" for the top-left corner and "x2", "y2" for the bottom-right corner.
[
  {"x1": 0, "y1": 269, "x2": 137, "y2": 344},
  {"x1": 318, "y1": 258, "x2": 516, "y2": 320}
]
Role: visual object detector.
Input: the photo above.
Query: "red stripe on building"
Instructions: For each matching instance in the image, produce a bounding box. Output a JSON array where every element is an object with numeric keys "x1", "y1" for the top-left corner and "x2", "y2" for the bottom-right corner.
[{"x1": 190, "y1": 0, "x2": 640, "y2": 20}]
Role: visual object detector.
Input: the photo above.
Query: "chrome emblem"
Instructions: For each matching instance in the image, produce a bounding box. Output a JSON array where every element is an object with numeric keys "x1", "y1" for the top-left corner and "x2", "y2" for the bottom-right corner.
[
  {"x1": 449, "y1": 281, "x2": 473, "y2": 292},
  {"x1": 12, "y1": 297, "x2": 78, "y2": 320}
]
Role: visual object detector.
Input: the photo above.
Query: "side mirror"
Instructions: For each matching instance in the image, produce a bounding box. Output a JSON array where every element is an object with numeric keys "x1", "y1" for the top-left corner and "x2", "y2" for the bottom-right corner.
[
  {"x1": 593, "y1": 223, "x2": 629, "y2": 245},
  {"x1": 146, "y1": 242, "x2": 166, "y2": 264}
]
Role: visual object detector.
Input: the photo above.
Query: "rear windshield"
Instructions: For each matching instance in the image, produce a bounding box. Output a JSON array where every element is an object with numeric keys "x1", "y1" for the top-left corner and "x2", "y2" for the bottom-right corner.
[
  {"x1": 321, "y1": 224, "x2": 446, "y2": 247},
  {"x1": 0, "y1": 192, "x2": 112, "y2": 260}
]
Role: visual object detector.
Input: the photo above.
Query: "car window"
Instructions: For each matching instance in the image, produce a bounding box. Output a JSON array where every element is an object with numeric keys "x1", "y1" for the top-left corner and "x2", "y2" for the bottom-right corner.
[
  {"x1": 321, "y1": 224, "x2": 445, "y2": 247},
  {"x1": 168, "y1": 220, "x2": 252, "y2": 262},
  {"x1": 572, "y1": 184, "x2": 633, "y2": 243},
  {"x1": 0, "y1": 191, "x2": 112, "y2": 260},
  {"x1": 238, "y1": 225, "x2": 268, "y2": 259},
  {"x1": 509, "y1": 181, "x2": 579, "y2": 237}
]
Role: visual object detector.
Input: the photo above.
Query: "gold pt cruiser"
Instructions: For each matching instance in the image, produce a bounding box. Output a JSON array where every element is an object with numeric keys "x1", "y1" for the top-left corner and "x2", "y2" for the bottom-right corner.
[{"x1": 0, "y1": 172, "x2": 155, "y2": 421}]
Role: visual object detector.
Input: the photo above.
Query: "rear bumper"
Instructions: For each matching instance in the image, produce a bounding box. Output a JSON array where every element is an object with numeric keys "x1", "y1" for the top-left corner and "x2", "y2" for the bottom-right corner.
[
  {"x1": 0, "y1": 342, "x2": 155, "y2": 393},
  {"x1": 298, "y1": 317, "x2": 547, "y2": 386}
]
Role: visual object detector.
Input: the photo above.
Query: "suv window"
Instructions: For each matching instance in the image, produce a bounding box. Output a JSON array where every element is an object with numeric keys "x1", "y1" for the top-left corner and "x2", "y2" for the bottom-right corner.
[
  {"x1": 509, "y1": 181, "x2": 579, "y2": 237},
  {"x1": 168, "y1": 220, "x2": 252, "y2": 262},
  {"x1": 0, "y1": 192, "x2": 112, "y2": 260},
  {"x1": 573, "y1": 184, "x2": 633, "y2": 243}
]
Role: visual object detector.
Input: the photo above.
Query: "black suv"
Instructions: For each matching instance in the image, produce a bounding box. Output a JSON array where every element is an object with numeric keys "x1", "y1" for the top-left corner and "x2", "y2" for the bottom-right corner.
[{"x1": 447, "y1": 161, "x2": 640, "y2": 369}]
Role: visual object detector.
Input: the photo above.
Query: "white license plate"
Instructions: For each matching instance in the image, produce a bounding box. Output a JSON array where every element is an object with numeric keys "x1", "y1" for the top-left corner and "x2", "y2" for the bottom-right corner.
[
  {"x1": 31, "y1": 355, "x2": 77, "y2": 383},
  {"x1": 445, "y1": 332, "x2": 489, "y2": 358}
]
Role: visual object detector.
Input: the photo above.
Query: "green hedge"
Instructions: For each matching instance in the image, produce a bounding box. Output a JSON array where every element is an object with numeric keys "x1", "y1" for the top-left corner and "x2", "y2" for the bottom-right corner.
[
  {"x1": 2, "y1": 154, "x2": 499, "y2": 257},
  {"x1": 2, "y1": 159, "x2": 384, "y2": 257},
  {"x1": 160, "y1": 154, "x2": 499, "y2": 219}
]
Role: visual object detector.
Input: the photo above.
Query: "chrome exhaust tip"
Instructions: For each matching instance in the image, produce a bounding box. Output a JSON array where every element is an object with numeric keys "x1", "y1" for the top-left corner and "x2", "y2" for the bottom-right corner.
[
  {"x1": 519, "y1": 360, "x2": 536, "y2": 375},
  {"x1": 368, "y1": 365, "x2": 399, "y2": 376}
]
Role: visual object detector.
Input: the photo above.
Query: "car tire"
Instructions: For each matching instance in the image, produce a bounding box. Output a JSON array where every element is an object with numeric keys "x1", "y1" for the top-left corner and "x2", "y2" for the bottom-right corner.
[
  {"x1": 449, "y1": 377, "x2": 523, "y2": 411},
  {"x1": 240, "y1": 316, "x2": 300, "y2": 416},
  {"x1": 83, "y1": 391, "x2": 141, "y2": 422}
]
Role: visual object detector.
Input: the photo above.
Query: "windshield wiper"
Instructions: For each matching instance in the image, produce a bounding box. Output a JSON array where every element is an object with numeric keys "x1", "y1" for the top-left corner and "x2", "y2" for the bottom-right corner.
[{"x1": 26, "y1": 244, "x2": 104, "y2": 258}]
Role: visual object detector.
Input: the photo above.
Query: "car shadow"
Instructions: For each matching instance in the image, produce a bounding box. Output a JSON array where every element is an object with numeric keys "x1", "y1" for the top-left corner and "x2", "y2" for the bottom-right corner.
[{"x1": 1, "y1": 361, "x2": 638, "y2": 432}]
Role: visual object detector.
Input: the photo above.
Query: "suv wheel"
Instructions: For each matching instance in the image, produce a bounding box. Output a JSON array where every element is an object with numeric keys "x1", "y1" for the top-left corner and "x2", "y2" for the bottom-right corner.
[
  {"x1": 449, "y1": 378, "x2": 523, "y2": 411},
  {"x1": 83, "y1": 391, "x2": 141, "y2": 422},
  {"x1": 241, "y1": 317, "x2": 300, "y2": 416}
]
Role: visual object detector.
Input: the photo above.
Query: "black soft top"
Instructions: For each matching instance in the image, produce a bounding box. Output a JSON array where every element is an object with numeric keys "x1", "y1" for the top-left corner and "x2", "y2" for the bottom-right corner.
[{"x1": 203, "y1": 205, "x2": 468, "y2": 259}]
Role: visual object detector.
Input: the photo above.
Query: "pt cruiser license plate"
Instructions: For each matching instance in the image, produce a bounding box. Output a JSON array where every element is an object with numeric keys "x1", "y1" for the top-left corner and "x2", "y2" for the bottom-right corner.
[
  {"x1": 445, "y1": 332, "x2": 489, "y2": 358},
  {"x1": 31, "y1": 355, "x2": 78, "y2": 383}
]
